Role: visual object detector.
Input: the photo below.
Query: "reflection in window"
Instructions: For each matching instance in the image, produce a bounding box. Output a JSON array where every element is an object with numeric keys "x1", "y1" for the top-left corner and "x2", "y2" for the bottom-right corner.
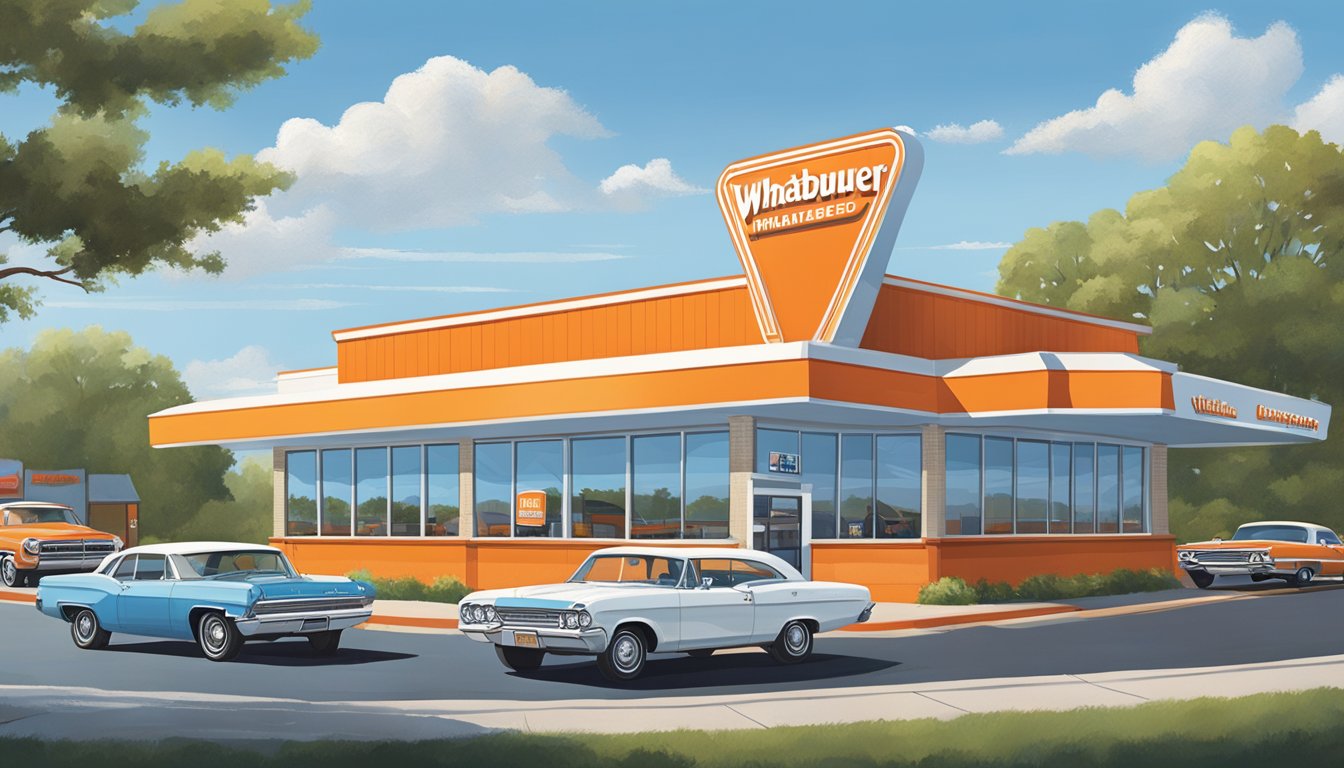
[
  {"x1": 632, "y1": 434, "x2": 681, "y2": 539},
  {"x1": 1073, "y1": 443, "x2": 1095, "y2": 533},
  {"x1": 474, "y1": 443, "x2": 512, "y2": 537},
  {"x1": 983, "y1": 437, "x2": 1014, "y2": 535},
  {"x1": 1015, "y1": 440, "x2": 1049, "y2": 534},
  {"x1": 684, "y1": 432, "x2": 729, "y2": 539},
  {"x1": 1122, "y1": 446, "x2": 1145, "y2": 533},
  {"x1": 391, "y1": 446, "x2": 421, "y2": 536},
  {"x1": 572, "y1": 437, "x2": 626, "y2": 538},
  {"x1": 876, "y1": 435, "x2": 921, "y2": 538},
  {"x1": 515, "y1": 440, "x2": 563, "y2": 538},
  {"x1": 285, "y1": 451, "x2": 316, "y2": 537},
  {"x1": 425, "y1": 444, "x2": 459, "y2": 536},
  {"x1": 840, "y1": 435, "x2": 874, "y2": 538},
  {"x1": 1096, "y1": 444, "x2": 1121, "y2": 534},
  {"x1": 756, "y1": 428, "x2": 799, "y2": 474},
  {"x1": 946, "y1": 434, "x2": 981, "y2": 535},
  {"x1": 320, "y1": 449, "x2": 352, "y2": 536},
  {"x1": 802, "y1": 432, "x2": 837, "y2": 538},
  {"x1": 355, "y1": 448, "x2": 388, "y2": 537},
  {"x1": 1049, "y1": 443, "x2": 1072, "y2": 534}
]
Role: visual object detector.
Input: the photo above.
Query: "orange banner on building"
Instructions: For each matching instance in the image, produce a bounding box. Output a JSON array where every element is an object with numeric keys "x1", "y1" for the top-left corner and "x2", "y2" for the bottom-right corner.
[{"x1": 515, "y1": 490, "x2": 548, "y2": 528}]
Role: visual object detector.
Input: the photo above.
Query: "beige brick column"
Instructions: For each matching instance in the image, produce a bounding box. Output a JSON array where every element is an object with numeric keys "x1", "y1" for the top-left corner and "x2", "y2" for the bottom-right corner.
[
  {"x1": 272, "y1": 447, "x2": 286, "y2": 539},
  {"x1": 458, "y1": 438, "x2": 475, "y2": 537},
  {"x1": 1150, "y1": 444, "x2": 1169, "y2": 534},
  {"x1": 728, "y1": 416, "x2": 755, "y2": 547},
  {"x1": 920, "y1": 424, "x2": 945, "y2": 539}
]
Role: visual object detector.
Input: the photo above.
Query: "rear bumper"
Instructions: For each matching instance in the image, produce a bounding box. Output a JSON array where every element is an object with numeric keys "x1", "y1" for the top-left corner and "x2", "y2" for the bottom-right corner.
[
  {"x1": 856, "y1": 602, "x2": 875, "y2": 623},
  {"x1": 234, "y1": 608, "x2": 372, "y2": 636},
  {"x1": 462, "y1": 624, "x2": 609, "y2": 654}
]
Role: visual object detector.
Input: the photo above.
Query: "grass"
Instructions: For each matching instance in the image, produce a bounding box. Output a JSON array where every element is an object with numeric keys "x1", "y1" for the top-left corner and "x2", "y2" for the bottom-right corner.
[
  {"x1": 919, "y1": 567, "x2": 1182, "y2": 605},
  {"x1": 345, "y1": 569, "x2": 471, "y2": 603},
  {"x1": 2, "y1": 689, "x2": 1341, "y2": 767}
]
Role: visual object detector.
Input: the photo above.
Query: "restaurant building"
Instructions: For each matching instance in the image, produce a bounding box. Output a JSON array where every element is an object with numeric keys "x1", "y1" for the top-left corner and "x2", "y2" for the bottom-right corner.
[
  {"x1": 147, "y1": 129, "x2": 1330, "y2": 600},
  {"x1": 0, "y1": 459, "x2": 141, "y2": 546}
]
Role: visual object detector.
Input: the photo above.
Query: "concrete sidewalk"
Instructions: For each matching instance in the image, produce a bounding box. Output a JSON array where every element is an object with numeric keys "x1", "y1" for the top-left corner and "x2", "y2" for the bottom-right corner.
[{"x1": 1, "y1": 654, "x2": 1341, "y2": 740}]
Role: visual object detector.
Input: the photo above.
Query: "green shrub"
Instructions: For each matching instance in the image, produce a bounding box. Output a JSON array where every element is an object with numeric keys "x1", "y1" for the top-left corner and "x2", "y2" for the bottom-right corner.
[
  {"x1": 1102, "y1": 567, "x2": 1182, "y2": 594},
  {"x1": 345, "y1": 570, "x2": 471, "y2": 603},
  {"x1": 972, "y1": 578, "x2": 1015, "y2": 603},
  {"x1": 1015, "y1": 573, "x2": 1066, "y2": 601},
  {"x1": 917, "y1": 576, "x2": 979, "y2": 605}
]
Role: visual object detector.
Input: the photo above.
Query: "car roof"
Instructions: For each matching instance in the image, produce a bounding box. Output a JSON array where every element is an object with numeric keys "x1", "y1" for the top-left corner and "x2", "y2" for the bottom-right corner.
[
  {"x1": 1235, "y1": 521, "x2": 1334, "y2": 533},
  {"x1": 117, "y1": 541, "x2": 282, "y2": 557},
  {"x1": 0, "y1": 501, "x2": 74, "y2": 511},
  {"x1": 587, "y1": 546, "x2": 805, "y2": 579}
]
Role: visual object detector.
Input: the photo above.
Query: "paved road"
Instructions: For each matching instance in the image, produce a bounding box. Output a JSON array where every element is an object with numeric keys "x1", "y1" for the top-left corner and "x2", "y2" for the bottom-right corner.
[{"x1": 3, "y1": 587, "x2": 1341, "y2": 702}]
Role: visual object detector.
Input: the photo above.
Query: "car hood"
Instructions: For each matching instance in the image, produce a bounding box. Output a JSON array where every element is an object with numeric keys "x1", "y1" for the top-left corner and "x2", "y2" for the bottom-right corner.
[
  {"x1": 472, "y1": 582, "x2": 664, "y2": 608},
  {"x1": 3, "y1": 524, "x2": 114, "y2": 540},
  {"x1": 215, "y1": 574, "x2": 368, "y2": 600},
  {"x1": 1179, "y1": 539, "x2": 1288, "y2": 549}
]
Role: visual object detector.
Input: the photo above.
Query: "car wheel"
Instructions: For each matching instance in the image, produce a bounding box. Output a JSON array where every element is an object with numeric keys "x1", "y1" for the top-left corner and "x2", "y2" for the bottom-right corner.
[
  {"x1": 0, "y1": 556, "x2": 19, "y2": 588},
  {"x1": 1288, "y1": 567, "x2": 1315, "y2": 587},
  {"x1": 70, "y1": 607, "x2": 111, "y2": 650},
  {"x1": 597, "y1": 627, "x2": 647, "y2": 682},
  {"x1": 1189, "y1": 571, "x2": 1215, "y2": 589},
  {"x1": 307, "y1": 630, "x2": 342, "y2": 656},
  {"x1": 768, "y1": 620, "x2": 813, "y2": 664},
  {"x1": 685, "y1": 648, "x2": 714, "y2": 658},
  {"x1": 494, "y1": 644, "x2": 545, "y2": 671},
  {"x1": 196, "y1": 612, "x2": 242, "y2": 661}
]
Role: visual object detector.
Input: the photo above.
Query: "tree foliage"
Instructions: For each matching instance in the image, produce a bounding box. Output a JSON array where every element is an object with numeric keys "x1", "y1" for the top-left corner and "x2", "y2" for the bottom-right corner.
[
  {"x1": 0, "y1": 0, "x2": 318, "y2": 321},
  {"x1": 998, "y1": 125, "x2": 1344, "y2": 540},
  {"x1": 0, "y1": 326, "x2": 235, "y2": 538}
]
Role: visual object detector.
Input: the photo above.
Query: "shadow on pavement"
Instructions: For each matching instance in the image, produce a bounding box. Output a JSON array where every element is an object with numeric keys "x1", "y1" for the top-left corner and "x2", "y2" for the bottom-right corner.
[
  {"x1": 518, "y1": 651, "x2": 900, "y2": 690},
  {"x1": 104, "y1": 640, "x2": 417, "y2": 666}
]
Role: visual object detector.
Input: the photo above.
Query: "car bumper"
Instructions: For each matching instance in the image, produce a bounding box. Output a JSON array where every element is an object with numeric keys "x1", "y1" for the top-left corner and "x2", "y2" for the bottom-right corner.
[
  {"x1": 234, "y1": 608, "x2": 373, "y2": 636},
  {"x1": 461, "y1": 624, "x2": 609, "y2": 654},
  {"x1": 1179, "y1": 562, "x2": 1288, "y2": 577},
  {"x1": 28, "y1": 557, "x2": 108, "y2": 573}
]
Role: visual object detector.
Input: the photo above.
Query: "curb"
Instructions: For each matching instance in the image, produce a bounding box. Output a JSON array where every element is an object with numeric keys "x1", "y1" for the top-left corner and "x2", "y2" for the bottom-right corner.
[
  {"x1": 0, "y1": 591, "x2": 33, "y2": 605},
  {"x1": 841, "y1": 604, "x2": 1080, "y2": 631}
]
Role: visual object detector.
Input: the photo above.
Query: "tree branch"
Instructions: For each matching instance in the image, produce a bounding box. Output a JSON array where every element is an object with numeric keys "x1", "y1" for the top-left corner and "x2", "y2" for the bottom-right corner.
[{"x1": 0, "y1": 265, "x2": 88, "y2": 290}]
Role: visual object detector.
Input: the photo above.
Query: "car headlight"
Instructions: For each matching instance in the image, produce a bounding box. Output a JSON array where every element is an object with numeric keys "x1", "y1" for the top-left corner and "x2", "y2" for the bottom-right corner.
[
  {"x1": 577, "y1": 610, "x2": 592, "y2": 628},
  {"x1": 460, "y1": 603, "x2": 475, "y2": 623},
  {"x1": 1178, "y1": 550, "x2": 1193, "y2": 561},
  {"x1": 1249, "y1": 552, "x2": 1263, "y2": 563},
  {"x1": 561, "y1": 611, "x2": 579, "y2": 629},
  {"x1": 21, "y1": 538, "x2": 40, "y2": 555},
  {"x1": 483, "y1": 605, "x2": 498, "y2": 623}
]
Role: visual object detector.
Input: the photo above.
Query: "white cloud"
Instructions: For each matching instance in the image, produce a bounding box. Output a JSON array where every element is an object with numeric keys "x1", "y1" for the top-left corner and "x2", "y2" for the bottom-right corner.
[
  {"x1": 1007, "y1": 16, "x2": 1303, "y2": 161},
  {"x1": 1293, "y1": 74, "x2": 1344, "y2": 145},
  {"x1": 182, "y1": 346, "x2": 284, "y2": 399},
  {"x1": 599, "y1": 158, "x2": 706, "y2": 198},
  {"x1": 900, "y1": 241, "x2": 1013, "y2": 251},
  {"x1": 926, "y1": 120, "x2": 1004, "y2": 144}
]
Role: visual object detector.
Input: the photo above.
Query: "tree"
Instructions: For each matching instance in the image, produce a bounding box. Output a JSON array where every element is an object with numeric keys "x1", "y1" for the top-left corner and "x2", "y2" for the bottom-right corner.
[
  {"x1": 0, "y1": 0, "x2": 318, "y2": 321},
  {"x1": 997, "y1": 125, "x2": 1344, "y2": 540},
  {"x1": 171, "y1": 456, "x2": 273, "y2": 545},
  {"x1": 0, "y1": 326, "x2": 235, "y2": 537}
]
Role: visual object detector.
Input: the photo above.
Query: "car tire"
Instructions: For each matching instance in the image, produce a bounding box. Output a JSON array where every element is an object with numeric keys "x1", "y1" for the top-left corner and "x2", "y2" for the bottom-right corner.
[
  {"x1": 494, "y1": 644, "x2": 545, "y2": 671},
  {"x1": 685, "y1": 648, "x2": 715, "y2": 658},
  {"x1": 768, "y1": 620, "x2": 813, "y2": 664},
  {"x1": 70, "y1": 607, "x2": 111, "y2": 650},
  {"x1": 597, "y1": 627, "x2": 648, "y2": 682},
  {"x1": 196, "y1": 612, "x2": 242, "y2": 662},
  {"x1": 1189, "y1": 571, "x2": 1215, "y2": 589},
  {"x1": 1288, "y1": 567, "x2": 1315, "y2": 587},
  {"x1": 307, "y1": 630, "x2": 342, "y2": 656},
  {"x1": 0, "y1": 556, "x2": 19, "y2": 588}
]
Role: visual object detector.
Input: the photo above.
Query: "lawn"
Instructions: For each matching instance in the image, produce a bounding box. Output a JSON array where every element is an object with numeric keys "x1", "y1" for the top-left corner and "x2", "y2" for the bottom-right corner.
[{"x1": 4, "y1": 688, "x2": 1341, "y2": 767}]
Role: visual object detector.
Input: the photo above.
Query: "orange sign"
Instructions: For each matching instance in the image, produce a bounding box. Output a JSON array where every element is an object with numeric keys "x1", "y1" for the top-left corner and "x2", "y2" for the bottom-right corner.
[
  {"x1": 515, "y1": 490, "x2": 548, "y2": 527},
  {"x1": 1256, "y1": 405, "x2": 1319, "y2": 431},
  {"x1": 1191, "y1": 396, "x2": 1237, "y2": 419},
  {"x1": 31, "y1": 473, "x2": 80, "y2": 485},
  {"x1": 717, "y1": 128, "x2": 923, "y2": 344},
  {"x1": 0, "y1": 474, "x2": 19, "y2": 495}
]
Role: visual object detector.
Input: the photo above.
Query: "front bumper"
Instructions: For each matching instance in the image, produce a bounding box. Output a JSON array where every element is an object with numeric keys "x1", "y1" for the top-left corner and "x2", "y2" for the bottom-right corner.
[
  {"x1": 1179, "y1": 562, "x2": 1286, "y2": 577},
  {"x1": 27, "y1": 556, "x2": 109, "y2": 572},
  {"x1": 233, "y1": 607, "x2": 373, "y2": 636},
  {"x1": 461, "y1": 623, "x2": 609, "y2": 654}
]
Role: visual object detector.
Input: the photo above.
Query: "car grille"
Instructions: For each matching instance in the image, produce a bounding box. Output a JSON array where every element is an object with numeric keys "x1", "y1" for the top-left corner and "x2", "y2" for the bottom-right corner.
[
  {"x1": 1192, "y1": 550, "x2": 1252, "y2": 564},
  {"x1": 252, "y1": 597, "x2": 371, "y2": 615},
  {"x1": 496, "y1": 609, "x2": 561, "y2": 628},
  {"x1": 37, "y1": 539, "x2": 117, "y2": 562}
]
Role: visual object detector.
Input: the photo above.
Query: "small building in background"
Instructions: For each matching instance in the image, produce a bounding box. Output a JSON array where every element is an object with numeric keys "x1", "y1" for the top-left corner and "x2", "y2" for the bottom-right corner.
[{"x1": 0, "y1": 459, "x2": 139, "y2": 546}]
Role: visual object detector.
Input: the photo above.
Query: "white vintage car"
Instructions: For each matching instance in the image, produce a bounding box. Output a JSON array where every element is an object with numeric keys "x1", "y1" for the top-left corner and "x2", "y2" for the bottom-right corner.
[{"x1": 458, "y1": 546, "x2": 874, "y2": 681}]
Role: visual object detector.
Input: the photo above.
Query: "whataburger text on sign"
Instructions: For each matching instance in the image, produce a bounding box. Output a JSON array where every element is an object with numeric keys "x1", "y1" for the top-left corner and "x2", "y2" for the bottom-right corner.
[
  {"x1": 516, "y1": 490, "x2": 547, "y2": 528},
  {"x1": 717, "y1": 128, "x2": 924, "y2": 345}
]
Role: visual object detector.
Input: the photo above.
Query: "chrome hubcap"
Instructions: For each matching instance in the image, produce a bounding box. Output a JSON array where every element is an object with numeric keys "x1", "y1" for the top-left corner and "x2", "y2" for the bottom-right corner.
[
  {"x1": 614, "y1": 635, "x2": 640, "y2": 670},
  {"x1": 786, "y1": 624, "x2": 807, "y2": 653},
  {"x1": 204, "y1": 618, "x2": 226, "y2": 651},
  {"x1": 1, "y1": 559, "x2": 14, "y2": 584},
  {"x1": 76, "y1": 614, "x2": 93, "y2": 640}
]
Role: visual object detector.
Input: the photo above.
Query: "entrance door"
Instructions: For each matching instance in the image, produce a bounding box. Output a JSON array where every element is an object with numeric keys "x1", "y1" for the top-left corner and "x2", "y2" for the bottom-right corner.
[{"x1": 753, "y1": 494, "x2": 805, "y2": 572}]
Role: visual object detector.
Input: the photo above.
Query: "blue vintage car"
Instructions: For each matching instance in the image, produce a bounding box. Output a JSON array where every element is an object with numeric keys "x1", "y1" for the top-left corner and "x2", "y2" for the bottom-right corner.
[{"x1": 35, "y1": 541, "x2": 375, "y2": 661}]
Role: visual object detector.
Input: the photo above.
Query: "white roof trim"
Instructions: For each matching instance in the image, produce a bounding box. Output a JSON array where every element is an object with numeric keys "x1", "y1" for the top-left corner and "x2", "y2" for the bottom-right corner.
[
  {"x1": 883, "y1": 276, "x2": 1152, "y2": 335},
  {"x1": 277, "y1": 367, "x2": 338, "y2": 381},
  {"x1": 119, "y1": 541, "x2": 282, "y2": 556}
]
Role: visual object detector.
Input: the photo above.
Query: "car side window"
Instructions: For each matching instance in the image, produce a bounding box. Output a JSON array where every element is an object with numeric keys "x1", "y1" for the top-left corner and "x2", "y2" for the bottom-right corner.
[
  {"x1": 731, "y1": 559, "x2": 784, "y2": 583},
  {"x1": 1320, "y1": 532, "x2": 1343, "y2": 546},
  {"x1": 113, "y1": 555, "x2": 137, "y2": 581},
  {"x1": 133, "y1": 554, "x2": 166, "y2": 581},
  {"x1": 691, "y1": 559, "x2": 734, "y2": 588}
]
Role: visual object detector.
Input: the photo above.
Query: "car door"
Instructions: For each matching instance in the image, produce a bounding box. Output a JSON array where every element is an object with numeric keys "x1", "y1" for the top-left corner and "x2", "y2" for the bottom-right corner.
[
  {"x1": 1317, "y1": 530, "x2": 1344, "y2": 576},
  {"x1": 677, "y1": 558, "x2": 755, "y2": 650},
  {"x1": 116, "y1": 553, "x2": 174, "y2": 635}
]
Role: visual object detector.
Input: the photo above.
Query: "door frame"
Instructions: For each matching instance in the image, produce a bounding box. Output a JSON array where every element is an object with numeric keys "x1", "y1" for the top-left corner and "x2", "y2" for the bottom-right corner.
[{"x1": 748, "y1": 477, "x2": 812, "y2": 578}]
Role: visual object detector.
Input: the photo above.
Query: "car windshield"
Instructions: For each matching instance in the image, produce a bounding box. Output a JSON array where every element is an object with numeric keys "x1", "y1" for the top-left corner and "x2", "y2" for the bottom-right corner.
[
  {"x1": 1231, "y1": 525, "x2": 1309, "y2": 543},
  {"x1": 177, "y1": 550, "x2": 296, "y2": 580},
  {"x1": 569, "y1": 554, "x2": 685, "y2": 586},
  {"x1": 5, "y1": 506, "x2": 79, "y2": 525}
]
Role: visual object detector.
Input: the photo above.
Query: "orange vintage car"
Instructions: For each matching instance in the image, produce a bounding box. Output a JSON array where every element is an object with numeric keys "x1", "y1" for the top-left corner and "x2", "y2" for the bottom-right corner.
[
  {"x1": 1177, "y1": 521, "x2": 1344, "y2": 589},
  {"x1": 0, "y1": 501, "x2": 123, "y2": 587}
]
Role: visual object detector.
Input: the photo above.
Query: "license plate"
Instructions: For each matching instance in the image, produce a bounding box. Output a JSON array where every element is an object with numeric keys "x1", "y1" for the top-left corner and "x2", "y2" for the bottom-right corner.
[{"x1": 513, "y1": 631, "x2": 539, "y2": 648}]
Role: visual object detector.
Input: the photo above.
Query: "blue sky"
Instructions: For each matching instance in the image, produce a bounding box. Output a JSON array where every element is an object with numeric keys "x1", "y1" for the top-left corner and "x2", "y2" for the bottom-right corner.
[{"x1": 4, "y1": 1, "x2": 1344, "y2": 402}]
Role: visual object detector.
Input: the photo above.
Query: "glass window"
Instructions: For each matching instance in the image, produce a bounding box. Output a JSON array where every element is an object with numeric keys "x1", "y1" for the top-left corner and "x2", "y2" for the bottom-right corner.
[
  {"x1": 571, "y1": 437, "x2": 626, "y2": 538},
  {"x1": 1122, "y1": 446, "x2": 1145, "y2": 533},
  {"x1": 876, "y1": 434, "x2": 921, "y2": 539},
  {"x1": 133, "y1": 554, "x2": 166, "y2": 581},
  {"x1": 425, "y1": 444, "x2": 460, "y2": 536},
  {"x1": 515, "y1": 440, "x2": 563, "y2": 538},
  {"x1": 572, "y1": 554, "x2": 683, "y2": 584},
  {"x1": 390, "y1": 446, "x2": 422, "y2": 536},
  {"x1": 983, "y1": 437, "x2": 1014, "y2": 535},
  {"x1": 1096, "y1": 444, "x2": 1121, "y2": 534},
  {"x1": 729, "y1": 559, "x2": 785, "y2": 583},
  {"x1": 1049, "y1": 443, "x2": 1072, "y2": 534},
  {"x1": 355, "y1": 447, "x2": 388, "y2": 537},
  {"x1": 1015, "y1": 440, "x2": 1049, "y2": 534},
  {"x1": 756, "y1": 428, "x2": 799, "y2": 474},
  {"x1": 285, "y1": 451, "x2": 317, "y2": 537},
  {"x1": 839, "y1": 434, "x2": 874, "y2": 538},
  {"x1": 474, "y1": 442, "x2": 512, "y2": 537},
  {"x1": 320, "y1": 449, "x2": 352, "y2": 536},
  {"x1": 802, "y1": 432, "x2": 838, "y2": 538},
  {"x1": 1073, "y1": 443, "x2": 1095, "y2": 534},
  {"x1": 113, "y1": 555, "x2": 137, "y2": 580},
  {"x1": 632, "y1": 434, "x2": 682, "y2": 539},
  {"x1": 946, "y1": 434, "x2": 981, "y2": 535},
  {"x1": 684, "y1": 432, "x2": 730, "y2": 539}
]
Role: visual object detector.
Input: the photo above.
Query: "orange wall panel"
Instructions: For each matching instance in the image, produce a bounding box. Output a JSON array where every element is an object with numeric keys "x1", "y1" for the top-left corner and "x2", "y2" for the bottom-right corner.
[
  {"x1": 811, "y1": 542, "x2": 934, "y2": 602},
  {"x1": 928, "y1": 535, "x2": 1177, "y2": 587}
]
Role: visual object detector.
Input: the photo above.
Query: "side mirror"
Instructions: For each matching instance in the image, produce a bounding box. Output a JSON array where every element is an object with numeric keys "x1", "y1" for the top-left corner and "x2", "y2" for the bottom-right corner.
[{"x1": 700, "y1": 577, "x2": 713, "y2": 590}]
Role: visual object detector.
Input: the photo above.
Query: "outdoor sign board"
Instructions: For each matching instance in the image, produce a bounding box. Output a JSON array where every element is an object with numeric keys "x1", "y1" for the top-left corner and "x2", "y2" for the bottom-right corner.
[
  {"x1": 0, "y1": 459, "x2": 21, "y2": 499},
  {"x1": 515, "y1": 490, "x2": 548, "y2": 528},
  {"x1": 768, "y1": 451, "x2": 800, "y2": 474},
  {"x1": 717, "y1": 127, "x2": 924, "y2": 345}
]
